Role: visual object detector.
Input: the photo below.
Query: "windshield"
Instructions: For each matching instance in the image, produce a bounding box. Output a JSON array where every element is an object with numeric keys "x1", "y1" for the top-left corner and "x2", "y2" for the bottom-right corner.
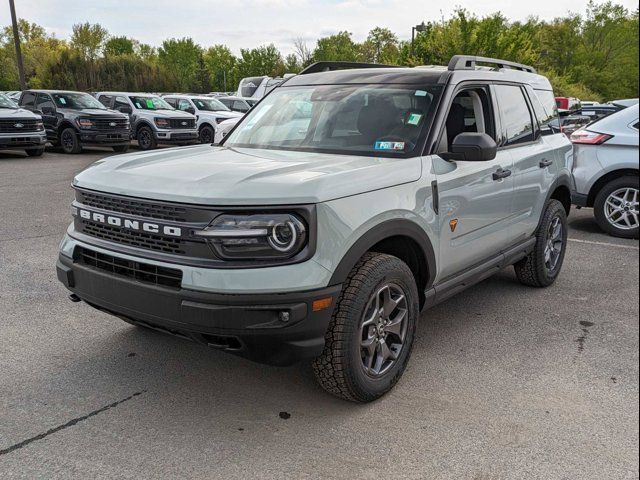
[
  {"x1": 129, "y1": 96, "x2": 173, "y2": 111},
  {"x1": 225, "y1": 84, "x2": 442, "y2": 156},
  {"x1": 52, "y1": 92, "x2": 106, "y2": 110},
  {"x1": 0, "y1": 93, "x2": 18, "y2": 109},
  {"x1": 191, "y1": 97, "x2": 230, "y2": 112}
]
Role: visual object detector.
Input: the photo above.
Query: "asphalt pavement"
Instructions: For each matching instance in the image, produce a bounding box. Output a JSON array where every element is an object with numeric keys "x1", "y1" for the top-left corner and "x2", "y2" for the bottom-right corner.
[{"x1": 1, "y1": 147, "x2": 638, "y2": 479}]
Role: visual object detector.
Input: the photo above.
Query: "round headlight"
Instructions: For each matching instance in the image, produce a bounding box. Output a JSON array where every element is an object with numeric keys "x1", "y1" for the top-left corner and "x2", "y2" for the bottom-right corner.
[{"x1": 269, "y1": 221, "x2": 298, "y2": 252}]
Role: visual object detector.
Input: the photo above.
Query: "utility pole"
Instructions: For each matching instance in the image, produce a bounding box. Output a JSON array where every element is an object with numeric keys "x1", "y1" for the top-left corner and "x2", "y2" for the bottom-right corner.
[{"x1": 9, "y1": 0, "x2": 26, "y2": 90}]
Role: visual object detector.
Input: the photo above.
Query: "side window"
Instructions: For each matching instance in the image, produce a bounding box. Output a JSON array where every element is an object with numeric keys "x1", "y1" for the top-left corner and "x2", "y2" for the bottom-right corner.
[
  {"x1": 114, "y1": 96, "x2": 130, "y2": 112},
  {"x1": 20, "y1": 91, "x2": 36, "y2": 107},
  {"x1": 98, "y1": 95, "x2": 113, "y2": 108},
  {"x1": 177, "y1": 99, "x2": 191, "y2": 111},
  {"x1": 441, "y1": 86, "x2": 495, "y2": 151},
  {"x1": 530, "y1": 89, "x2": 560, "y2": 136},
  {"x1": 164, "y1": 98, "x2": 177, "y2": 108},
  {"x1": 219, "y1": 98, "x2": 231, "y2": 108},
  {"x1": 494, "y1": 85, "x2": 535, "y2": 146},
  {"x1": 35, "y1": 93, "x2": 55, "y2": 111},
  {"x1": 233, "y1": 100, "x2": 249, "y2": 113}
]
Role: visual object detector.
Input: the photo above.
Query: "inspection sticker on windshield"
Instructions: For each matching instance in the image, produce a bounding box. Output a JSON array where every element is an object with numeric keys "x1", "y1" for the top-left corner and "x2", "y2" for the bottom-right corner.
[
  {"x1": 59, "y1": 97, "x2": 67, "y2": 105},
  {"x1": 146, "y1": 99, "x2": 155, "y2": 109},
  {"x1": 375, "y1": 141, "x2": 405, "y2": 151},
  {"x1": 415, "y1": 90, "x2": 428, "y2": 97},
  {"x1": 407, "y1": 113, "x2": 423, "y2": 125}
]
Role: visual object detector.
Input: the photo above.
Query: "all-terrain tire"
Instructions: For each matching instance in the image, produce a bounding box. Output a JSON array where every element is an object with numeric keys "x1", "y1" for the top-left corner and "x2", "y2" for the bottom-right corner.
[
  {"x1": 60, "y1": 128, "x2": 82, "y2": 154},
  {"x1": 199, "y1": 125, "x2": 215, "y2": 144},
  {"x1": 514, "y1": 199, "x2": 568, "y2": 287},
  {"x1": 25, "y1": 147, "x2": 45, "y2": 157},
  {"x1": 137, "y1": 126, "x2": 157, "y2": 151},
  {"x1": 312, "y1": 252, "x2": 419, "y2": 403}
]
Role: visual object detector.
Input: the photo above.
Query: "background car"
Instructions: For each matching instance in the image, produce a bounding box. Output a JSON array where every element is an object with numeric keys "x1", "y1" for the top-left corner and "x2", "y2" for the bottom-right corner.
[
  {"x1": 213, "y1": 116, "x2": 241, "y2": 144},
  {"x1": 162, "y1": 94, "x2": 242, "y2": 144},
  {"x1": 571, "y1": 104, "x2": 639, "y2": 238},
  {"x1": 216, "y1": 96, "x2": 253, "y2": 113},
  {"x1": 0, "y1": 92, "x2": 47, "y2": 156}
]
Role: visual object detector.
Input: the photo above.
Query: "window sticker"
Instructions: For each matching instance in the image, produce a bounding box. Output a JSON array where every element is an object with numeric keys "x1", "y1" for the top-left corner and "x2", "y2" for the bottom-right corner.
[
  {"x1": 407, "y1": 113, "x2": 423, "y2": 125},
  {"x1": 146, "y1": 99, "x2": 154, "y2": 109},
  {"x1": 415, "y1": 90, "x2": 427, "y2": 97},
  {"x1": 59, "y1": 97, "x2": 67, "y2": 105},
  {"x1": 375, "y1": 141, "x2": 405, "y2": 151},
  {"x1": 134, "y1": 102, "x2": 142, "y2": 109}
]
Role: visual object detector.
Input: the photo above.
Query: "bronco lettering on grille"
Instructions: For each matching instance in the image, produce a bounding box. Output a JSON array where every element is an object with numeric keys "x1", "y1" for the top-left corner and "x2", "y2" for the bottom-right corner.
[{"x1": 75, "y1": 208, "x2": 183, "y2": 237}]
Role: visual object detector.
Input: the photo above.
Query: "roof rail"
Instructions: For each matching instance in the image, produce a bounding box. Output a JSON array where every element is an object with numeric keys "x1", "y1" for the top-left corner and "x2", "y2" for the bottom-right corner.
[
  {"x1": 299, "y1": 61, "x2": 401, "y2": 75},
  {"x1": 448, "y1": 55, "x2": 537, "y2": 74}
]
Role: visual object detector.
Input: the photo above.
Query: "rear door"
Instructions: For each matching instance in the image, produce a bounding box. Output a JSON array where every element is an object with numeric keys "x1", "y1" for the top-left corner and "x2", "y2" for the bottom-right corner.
[
  {"x1": 35, "y1": 93, "x2": 57, "y2": 139},
  {"x1": 493, "y1": 84, "x2": 557, "y2": 244},
  {"x1": 434, "y1": 84, "x2": 515, "y2": 279}
]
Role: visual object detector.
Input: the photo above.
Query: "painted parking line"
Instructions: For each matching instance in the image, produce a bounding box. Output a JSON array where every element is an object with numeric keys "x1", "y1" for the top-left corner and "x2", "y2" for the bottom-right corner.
[{"x1": 568, "y1": 238, "x2": 639, "y2": 250}]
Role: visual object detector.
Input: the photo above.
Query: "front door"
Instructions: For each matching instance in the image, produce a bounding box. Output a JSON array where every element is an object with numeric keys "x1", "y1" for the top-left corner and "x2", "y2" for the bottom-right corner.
[{"x1": 433, "y1": 85, "x2": 514, "y2": 280}]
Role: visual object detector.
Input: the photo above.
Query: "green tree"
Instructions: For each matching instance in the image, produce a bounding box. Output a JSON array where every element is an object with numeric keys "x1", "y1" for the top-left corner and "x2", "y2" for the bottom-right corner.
[
  {"x1": 313, "y1": 31, "x2": 360, "y2": 61},
  {"x1": 70, "y1": 22, "x2": 108, "y2": 60},
  {"x1": 158, "y1": 37, "x2": 202, "y2": 91},
  {"x1": 237, "y1": 44, "x2": 284, "y2": 78},
  {"x1": 361, "y1": 27, "x2": 400, "y2": 63},
  {"x1": 203, "y1": 44, "x2": 237, "y2": 91},
  {"x1": 105, "y1": 36, "x2": 134, "y2": 56}
]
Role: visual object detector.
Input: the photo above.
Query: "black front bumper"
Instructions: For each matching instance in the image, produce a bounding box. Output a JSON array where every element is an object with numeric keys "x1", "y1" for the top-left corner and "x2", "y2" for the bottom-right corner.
[
  {"x1": 0, "y1": 135, "x2": 47, "y2": 149},
  {"x1": 79, "y1": 131, "x2": 130, "y2": 146},
  {"x1": 56, "y1": 253, "x2": 340, "y2": 366}
]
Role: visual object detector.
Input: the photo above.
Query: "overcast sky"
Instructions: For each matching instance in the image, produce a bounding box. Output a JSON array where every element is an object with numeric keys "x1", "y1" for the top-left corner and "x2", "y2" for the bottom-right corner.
[{"x1": 1, "y1": 0, "x2": 638, "y2": 55}]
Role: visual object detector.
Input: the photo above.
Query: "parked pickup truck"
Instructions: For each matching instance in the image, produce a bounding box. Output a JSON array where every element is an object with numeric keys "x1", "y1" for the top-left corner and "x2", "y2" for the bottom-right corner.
[
  {"x1": 0, "y1": 93, "x2": 47, "y2": 156},
  {"x1": 57, "y1": 56, "x2": 573, "y2": 402}
]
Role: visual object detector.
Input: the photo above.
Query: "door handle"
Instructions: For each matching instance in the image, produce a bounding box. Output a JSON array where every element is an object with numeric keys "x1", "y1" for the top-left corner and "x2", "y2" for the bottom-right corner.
[
  {"x1": 539, "y1": 158, "x2": 553, "y2": 168},
  {"x1": 492, "y1": 168, "x2": 512, "y2": 181}
]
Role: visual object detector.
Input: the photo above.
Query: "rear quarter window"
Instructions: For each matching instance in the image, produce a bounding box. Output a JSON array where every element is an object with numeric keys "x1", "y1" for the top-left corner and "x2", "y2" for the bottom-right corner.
[{"x1": 531, "y1": 89, "x2": 560, "y2": 136}]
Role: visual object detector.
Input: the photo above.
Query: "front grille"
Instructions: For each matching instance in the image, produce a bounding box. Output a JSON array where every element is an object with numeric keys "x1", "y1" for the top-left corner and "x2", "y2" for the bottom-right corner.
[
  {"x1": 90, "y1": 117, "x2": 129, "y2": 131},
  {"x1": 77, "y1": 190, "x2": 188, "y2": 222},
  {"x1": 81, "y1": 220, "x2": 186, "y2": 254},
  {"x1": 0, "y1": 119, "x2": 40, "y2": 133},
  {"x1": 76, "y1": 247, "x2": 182, "y2": 288},
  {"x1": 168, "y1": 118, "x2": 196, "y2": 129}
]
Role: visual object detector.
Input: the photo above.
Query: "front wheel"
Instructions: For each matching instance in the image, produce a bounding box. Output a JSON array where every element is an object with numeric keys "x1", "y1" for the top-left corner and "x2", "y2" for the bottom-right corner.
[
  {"x1": 593, "y1": 176, "x2": 639, "y2": 239},
  {"x1": 25, "y1": 147, "x2": 45, "y2": 157},
  {"x1": 60, "y1": 128, "x2": 82, "y2": 154},
  {"x1": 514, "y1": 199, "x2": 568, "y2": 287},
  {"x1": 312, "y1": 252, "x2": 419, "y2": 402},
  {"x1": 199, "y1": 125, "x2": 215, "y2": 144},
  {"x1": 137, "y1": 126, "x2": 157, "y2": 151}
]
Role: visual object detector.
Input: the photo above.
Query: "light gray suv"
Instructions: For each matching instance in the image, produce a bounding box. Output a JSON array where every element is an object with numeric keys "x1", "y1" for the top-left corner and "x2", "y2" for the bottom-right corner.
[
  {"x1": 57, "y1": 57, "x2": 573, "y2": 402},
  {"x1": 571, "y1": 105, "x2": 639, "y2": 238},
  {"x1": 96, "y1": 92, "x2": 198, "y2": 150}
]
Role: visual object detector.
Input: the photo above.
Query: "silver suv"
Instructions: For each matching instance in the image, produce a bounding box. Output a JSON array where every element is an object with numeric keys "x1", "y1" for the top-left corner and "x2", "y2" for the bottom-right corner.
[
  {"x1": 0, "y1": 93, "x2": 47, "y2": 156},
  {"x1": 162, "y1": 94, "x2": 243, "y2": 144},
  {"x1": 96, "y1": 92, "x2": 198, "y2": 150},
  {"x1": 571, "y1": 105, "x2": 639, "y2": 238},
  {"x1": 58, "y1": 57, "x2": 573, "y2": 402}
]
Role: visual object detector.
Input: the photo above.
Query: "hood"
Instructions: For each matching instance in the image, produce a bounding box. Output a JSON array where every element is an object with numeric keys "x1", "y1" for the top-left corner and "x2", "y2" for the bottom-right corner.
[
  {"x1": 73, "y1": 145, "x2": 422, "y2": 205},
  {"x1": 61, "y1": 108, "x2": 126, "y2": 118},
  {"x1": 0, "y1": 107, "x2": 40, "y2": 119},
  {"x1": 150, "y1": 109, "x2": 195, "y2": 119}
]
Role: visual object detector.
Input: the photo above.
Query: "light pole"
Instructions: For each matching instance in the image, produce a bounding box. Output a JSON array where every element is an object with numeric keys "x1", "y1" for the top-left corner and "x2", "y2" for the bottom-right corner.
[
  {"x1": 410, "y1": 22, "x2": 426, "y2": 58},
  {"x1": 8, "y1": 0, "x2": 26, "y2": 90}
]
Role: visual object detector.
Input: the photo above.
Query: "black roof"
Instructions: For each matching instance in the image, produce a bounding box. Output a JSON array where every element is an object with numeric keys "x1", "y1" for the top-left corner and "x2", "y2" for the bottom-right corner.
[{"x1": 285, "y1": 67, "x2": 450, "y2": 86}]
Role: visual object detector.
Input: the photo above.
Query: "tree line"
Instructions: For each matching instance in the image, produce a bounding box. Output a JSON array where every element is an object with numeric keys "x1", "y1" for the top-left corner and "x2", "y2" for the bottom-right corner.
[{"x1": 0, "y1": 1, "x2": 637, "y2": 101}]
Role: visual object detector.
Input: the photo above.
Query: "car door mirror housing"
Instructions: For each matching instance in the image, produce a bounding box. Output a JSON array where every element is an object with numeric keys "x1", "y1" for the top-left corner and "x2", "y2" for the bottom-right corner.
[
  {"x1": 118, "y1": 105, "x2": 132, "y2": 114},
  {"x1": 41, "y1": 106, "x2": 56, "y2": 115},
  {"x1": 441, "y1": 132, "x2": 497, "y2": 162},
  {"x1": 185, "y1": 106, "x2": 196, "y2": 115}
]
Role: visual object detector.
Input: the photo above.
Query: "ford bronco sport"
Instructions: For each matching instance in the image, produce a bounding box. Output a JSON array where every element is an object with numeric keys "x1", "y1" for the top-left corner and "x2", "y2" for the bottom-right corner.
[{"x1": 57, "y1": 56, "x2": 573, "y2": 402}]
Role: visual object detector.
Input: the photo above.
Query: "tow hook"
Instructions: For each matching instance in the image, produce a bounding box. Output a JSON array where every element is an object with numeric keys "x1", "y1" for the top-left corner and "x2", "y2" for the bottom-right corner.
[{"x1": 69, "y1": 293, "x2": 81, "y2": 303}]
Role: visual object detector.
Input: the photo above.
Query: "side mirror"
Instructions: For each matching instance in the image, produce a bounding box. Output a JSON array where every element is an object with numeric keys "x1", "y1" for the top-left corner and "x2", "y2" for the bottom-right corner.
[
  {"x1": 441, "y1": 132, "x2": 497, "y2": 162},
  {"x1": 41, "y1": 106, "x2": 55, "y2": 115},
  {"x1": 185, "y1": 106, "x2": 196, "y2": 115},
  {"x1": 118, "y1": 105, "x2": 132, "y2": 114}
]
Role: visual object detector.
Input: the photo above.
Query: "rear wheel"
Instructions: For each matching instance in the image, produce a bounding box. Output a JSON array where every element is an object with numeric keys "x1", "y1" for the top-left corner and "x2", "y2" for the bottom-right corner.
[
  {"x1": 199, "y1": 125, "x2": 214, "y2": 144},
  {"x1": 25, "y1": 148, "x2": 45, "y2": 157},
  {"x1": 312, "y1": 252, "x2": 419, "y2": 402},
  {"x1": 514, "y1": 199, "x2": 568, "y2": 287},
  {"x1": 593, "y1": 176, "x2": 639, "y2": 239},
  {"x1": 60, "y1": 128, "x2": 82, "y2": 154},
  {"x1": 137, "y1": 126, "x2": 157, "y2": 150}
]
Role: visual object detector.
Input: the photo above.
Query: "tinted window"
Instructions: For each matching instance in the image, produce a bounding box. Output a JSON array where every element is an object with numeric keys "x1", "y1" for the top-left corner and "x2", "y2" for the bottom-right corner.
[
  {"x1": 233, "y1": 100, "x2": 249, "y2": 112},
  {"x1": 495, "y1": 85, "x2": 534, "y2": 146},
  {"x1": 531, "y1": 89, "x2": 560, "y2": 136},
  {"x1": 98, "y1": 95, "x2": 113, "y2": 107},
  {"x1": 177, "y1": 99, "x2": 191, "y2": 111},
  {"x1": 20, "y1": 92, "x2": 36, "y2": 107},
  {"x1": 36, "y1": 93, "x2": 55, "y2": 110},
  {"x1": 164, "y1": 98, "x2": 177, "y2": 108},
  {"x1": 114, "y1": 96, "x2": 130, "y2": 112}
]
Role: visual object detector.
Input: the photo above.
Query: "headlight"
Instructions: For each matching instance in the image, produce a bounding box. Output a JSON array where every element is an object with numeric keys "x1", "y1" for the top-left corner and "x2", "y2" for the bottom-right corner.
[
  {"x1": 76, "y1": 118, "x2": 94, "y2": 129},
  {"x1": 154, "y1": 117, "x2": 170, "y2": 128},
  {"x1": 196, "y1": 213, "x2": 307, "y2": 260},
  {"x1": 36, "y1": 121, "x2": 44, "y2": 131}
]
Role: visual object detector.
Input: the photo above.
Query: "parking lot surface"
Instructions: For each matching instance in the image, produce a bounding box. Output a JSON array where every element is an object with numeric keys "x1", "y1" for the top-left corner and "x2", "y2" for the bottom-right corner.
[{"x1": 1, "y1": 148, "x2": 638, "y2": 479}]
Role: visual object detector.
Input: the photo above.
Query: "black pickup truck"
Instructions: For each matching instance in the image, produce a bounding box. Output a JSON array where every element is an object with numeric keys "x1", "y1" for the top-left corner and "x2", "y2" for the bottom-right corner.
[{"x1": 19, "y1": 90, "x2": 131, "y2": 154}]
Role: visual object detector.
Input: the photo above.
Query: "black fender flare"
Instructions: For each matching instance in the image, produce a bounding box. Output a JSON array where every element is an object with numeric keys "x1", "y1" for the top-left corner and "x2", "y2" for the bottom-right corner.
[
  {"x1": 134, "y1": 120, "x2": 155, "y2": 138},
  {"x1": 328, "y1": 219, "x2": 437, "y2": 289}
]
